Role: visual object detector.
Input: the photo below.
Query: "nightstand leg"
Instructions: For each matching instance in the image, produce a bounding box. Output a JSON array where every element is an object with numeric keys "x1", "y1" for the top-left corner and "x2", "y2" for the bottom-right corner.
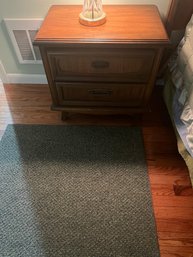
[{"x1": 61, "y1": 111, "x2": 70, "y2": 121}]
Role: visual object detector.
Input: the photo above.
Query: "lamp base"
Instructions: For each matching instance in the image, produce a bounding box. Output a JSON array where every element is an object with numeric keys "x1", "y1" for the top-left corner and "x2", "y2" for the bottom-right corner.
[{"x1": 79, "y1": 12, "x2": 106, "y2": 27}]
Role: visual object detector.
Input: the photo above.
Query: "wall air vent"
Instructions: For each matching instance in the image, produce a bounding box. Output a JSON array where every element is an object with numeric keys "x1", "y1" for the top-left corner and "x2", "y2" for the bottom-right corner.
[{"x1": 4, "y1": 19, "x2": 43, "y2": 64}]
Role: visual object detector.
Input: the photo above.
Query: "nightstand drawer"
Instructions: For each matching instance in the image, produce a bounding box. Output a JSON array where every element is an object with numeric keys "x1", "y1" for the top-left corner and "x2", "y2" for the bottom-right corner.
[
  {"x1": 48, "y1": 48, "x2": 155, "y2": 83},
  {"x1": 56, "y1": 82, "x2": 146, "y2": 107}
]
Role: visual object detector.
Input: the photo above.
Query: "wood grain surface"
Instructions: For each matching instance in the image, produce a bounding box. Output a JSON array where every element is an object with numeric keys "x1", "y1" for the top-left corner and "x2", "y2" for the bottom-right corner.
[{"x1": 34, "y1": 5, "x2": 169, "y2": 44}]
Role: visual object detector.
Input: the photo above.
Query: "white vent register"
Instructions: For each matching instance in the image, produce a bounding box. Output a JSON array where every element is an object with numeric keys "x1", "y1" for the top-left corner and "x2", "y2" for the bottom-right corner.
[{"x1": 4, "y1": 19, "x2": 43, "y2": 64}]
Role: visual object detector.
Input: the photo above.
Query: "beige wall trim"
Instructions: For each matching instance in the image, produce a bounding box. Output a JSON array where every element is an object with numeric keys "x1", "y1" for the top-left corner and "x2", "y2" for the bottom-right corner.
[
  {"x1": 6, "y1": 73, "x2": 47, "y2": 84},
  {"x1": 0, "y1": 60, "x2": 8, "y2": 83},
  {"x1": 0, "y1": 61, "x2": 47, "y2": 84}
]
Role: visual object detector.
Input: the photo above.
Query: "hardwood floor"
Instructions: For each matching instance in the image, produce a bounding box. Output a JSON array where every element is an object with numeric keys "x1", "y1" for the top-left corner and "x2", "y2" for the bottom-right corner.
[{"x1": 1, "y1": 82, "x2": 193, "y2": 257}]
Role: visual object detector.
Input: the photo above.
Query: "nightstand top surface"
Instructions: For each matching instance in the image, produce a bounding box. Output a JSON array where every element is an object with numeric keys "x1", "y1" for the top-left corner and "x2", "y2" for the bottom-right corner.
[{"x1": 35, "y1": 5, "x2": 169, "y2": 44}]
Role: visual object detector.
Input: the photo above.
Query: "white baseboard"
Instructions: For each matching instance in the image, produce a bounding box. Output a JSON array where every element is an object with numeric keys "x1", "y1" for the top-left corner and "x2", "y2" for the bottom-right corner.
[
  {"x1": 0, "y1": 61, "x2": 8, "y2": 83},
  {"x1": 0, "y1": 60, "x2": 47, "y2": 84},
  {"x1": 7, "y1": 73, "x2": 48, "y2": 84}
]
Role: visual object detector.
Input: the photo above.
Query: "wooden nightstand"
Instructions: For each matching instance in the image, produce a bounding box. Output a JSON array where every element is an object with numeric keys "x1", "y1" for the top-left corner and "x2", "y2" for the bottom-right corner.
[{"x1": 34, "y1": 5, "x2": 169, "y2": 119}]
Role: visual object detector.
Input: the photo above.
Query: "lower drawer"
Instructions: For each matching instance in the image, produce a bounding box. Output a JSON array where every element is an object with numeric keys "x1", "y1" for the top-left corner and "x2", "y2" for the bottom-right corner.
[{"x1": 56, "y1": 82, "x2": 146, "y2": 107}]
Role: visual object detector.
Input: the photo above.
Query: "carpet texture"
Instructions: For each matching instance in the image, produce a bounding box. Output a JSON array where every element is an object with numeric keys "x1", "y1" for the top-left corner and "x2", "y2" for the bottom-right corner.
[{"x1": 0, "y1": 125, "x2": 160, "y2": 257}]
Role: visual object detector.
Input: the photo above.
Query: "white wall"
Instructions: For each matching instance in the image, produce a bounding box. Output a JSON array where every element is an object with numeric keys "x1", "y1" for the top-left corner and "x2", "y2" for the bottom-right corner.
[{"x1": 0, "y1": 0, "x2": 171, "y2": 83}]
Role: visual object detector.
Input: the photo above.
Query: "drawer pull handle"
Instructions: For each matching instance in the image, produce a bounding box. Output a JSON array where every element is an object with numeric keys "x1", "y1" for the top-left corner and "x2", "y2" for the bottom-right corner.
[
  {"x1": 91, "y1": 60, "x2": 109, "y2": 69},
  {"x1": 88, "y1": 89, "x2": 112, "y2": 96}
]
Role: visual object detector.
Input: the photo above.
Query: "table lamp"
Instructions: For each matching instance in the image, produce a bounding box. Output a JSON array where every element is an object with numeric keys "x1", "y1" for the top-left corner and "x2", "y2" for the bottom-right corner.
[{"x1": 79, "y1": 0, "x2": 106, "y2": 26}]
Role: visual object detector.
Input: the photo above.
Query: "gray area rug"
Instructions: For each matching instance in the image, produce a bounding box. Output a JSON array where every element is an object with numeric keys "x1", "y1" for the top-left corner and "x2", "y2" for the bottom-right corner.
[{"x1": 0, "y1": 125, "x2": 160, "y2": 257}]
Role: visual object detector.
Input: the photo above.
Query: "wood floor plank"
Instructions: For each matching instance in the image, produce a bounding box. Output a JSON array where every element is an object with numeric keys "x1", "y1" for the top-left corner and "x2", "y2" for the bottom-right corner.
[
  {"x1": 160, "y1": 238, "x2": 193, "y2": 247},
  {"x1": 153, "y1": 196, "x2": 193, "y2": 208},
  {"x1": 151, "y1": 184, "x2": 175, "y2": 196},
  {"x1": 159, "y1": 231, "x2": 193, "y2": 240},
  {"x1": 156, "y1": 219, "x2": 193, "y2": 233},
  {"x1": 160, "y1": 246, "x2": 193, "y2": 257},
  {"x1": 155, "y1": 206, "x2": 193, "y2": 220}
]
